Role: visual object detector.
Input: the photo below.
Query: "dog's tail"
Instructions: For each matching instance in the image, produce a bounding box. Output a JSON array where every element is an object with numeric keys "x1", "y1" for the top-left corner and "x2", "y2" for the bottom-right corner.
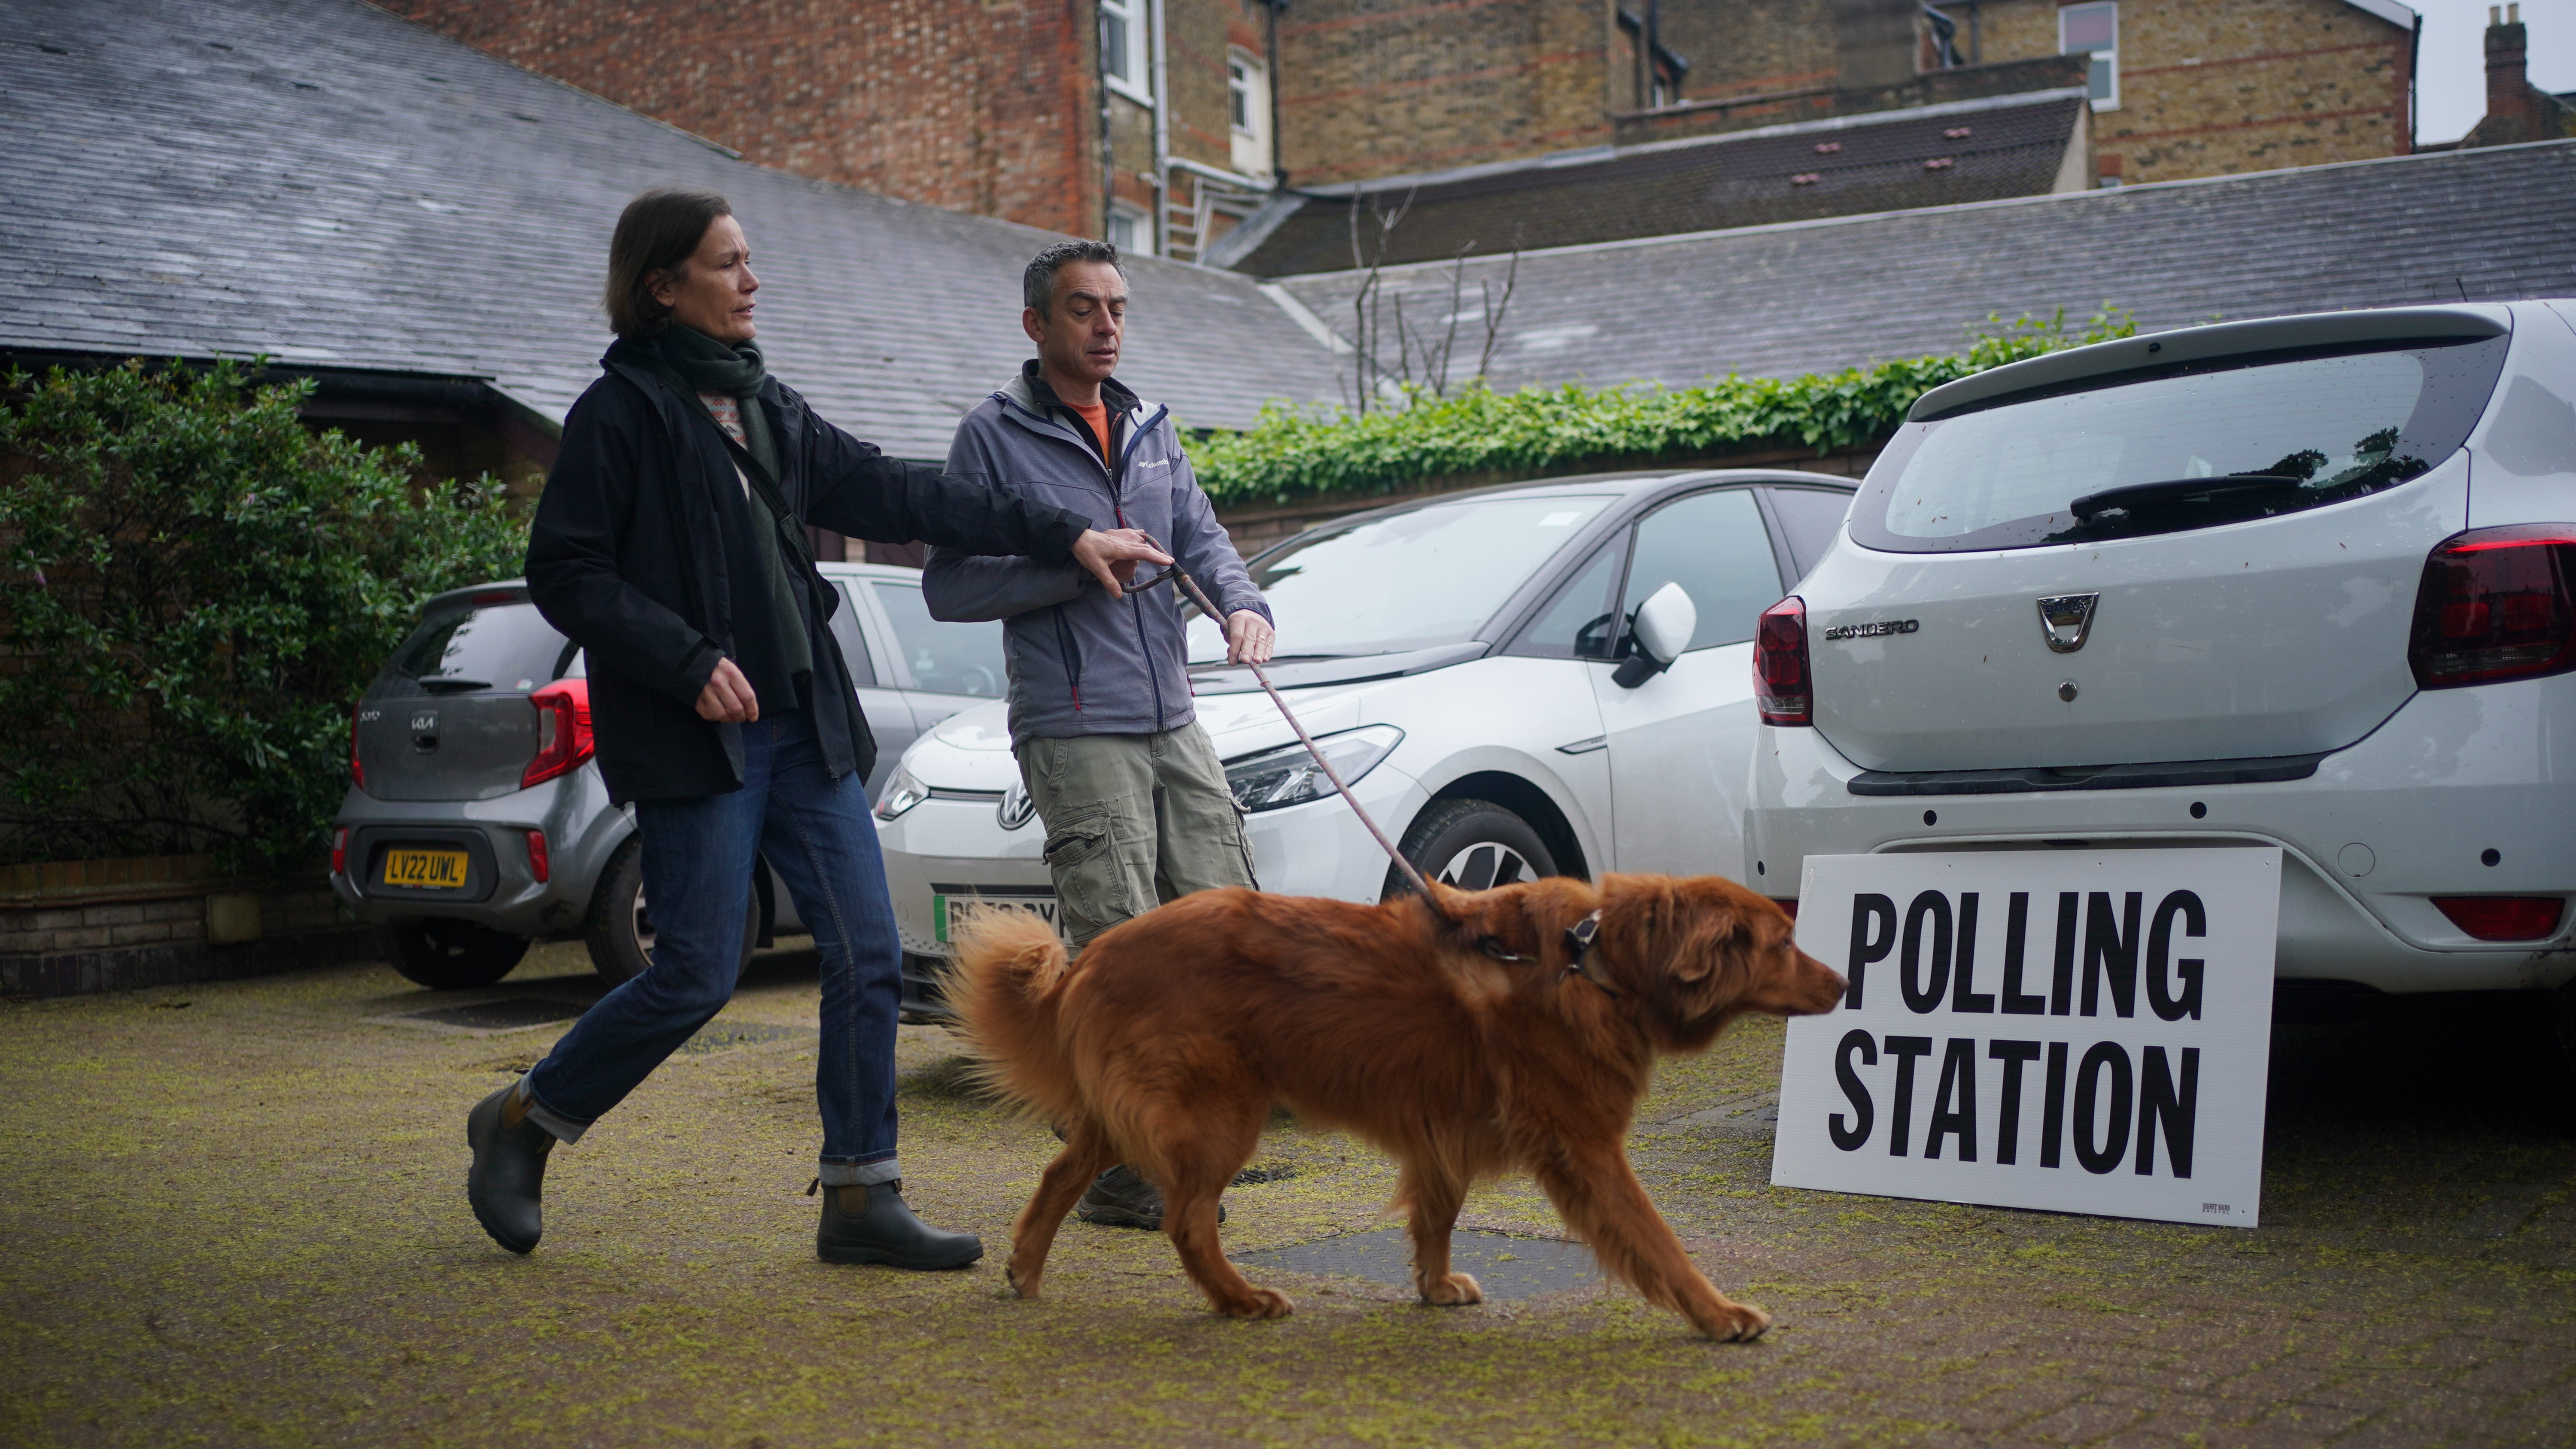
[{"x1": 945, "y1": 911, "x2": 1084, "y2": 1124}]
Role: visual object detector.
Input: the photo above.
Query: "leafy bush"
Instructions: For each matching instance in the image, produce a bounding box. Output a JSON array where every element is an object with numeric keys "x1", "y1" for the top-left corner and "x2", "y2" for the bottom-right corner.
[
  {"x1": 1195, "y1": 309, "x2": 2135, "y2": 508},
  {"x1": 0, "y1": 360, "x2": 526, "y2": 871}
]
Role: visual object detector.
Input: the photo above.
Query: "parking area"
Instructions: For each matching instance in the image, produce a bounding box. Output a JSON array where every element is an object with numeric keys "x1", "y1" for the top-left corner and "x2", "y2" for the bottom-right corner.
[{"x1": 6, "y1": 945, "x2": 2576, "y2": 1448}]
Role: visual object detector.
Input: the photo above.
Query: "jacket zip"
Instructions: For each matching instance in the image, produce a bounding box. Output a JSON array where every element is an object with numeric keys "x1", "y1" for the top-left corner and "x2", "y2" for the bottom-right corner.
[{"x1": 1003, "y1": 392, "x2": 1173, "y2": 731}]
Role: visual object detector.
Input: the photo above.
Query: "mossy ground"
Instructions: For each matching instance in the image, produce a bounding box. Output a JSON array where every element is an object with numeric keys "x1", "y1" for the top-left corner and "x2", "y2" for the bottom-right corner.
[{"x1": 6, "y1": 943, "x2": 2575, "y2": 1446}]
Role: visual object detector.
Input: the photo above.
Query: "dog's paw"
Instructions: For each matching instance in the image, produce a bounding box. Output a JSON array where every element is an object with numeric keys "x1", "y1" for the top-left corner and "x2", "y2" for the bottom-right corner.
[
  {"x1": 1699, "y1": 1300, "x2": 1771, "y2": 1343},
  {"x1": 1418, "y1": 1271, "x2": 1482, "y2": 1306},
  {"x1": 1005, "y1": 1261, "x2": 1042, "y2": 1300},
  {"x1": 1220, "y1": 1287, "x2": 1296, "y2": 1320}
]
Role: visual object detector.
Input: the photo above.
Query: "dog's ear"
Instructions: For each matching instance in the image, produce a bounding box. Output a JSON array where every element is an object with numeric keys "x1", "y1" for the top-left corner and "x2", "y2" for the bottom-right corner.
[{"x1": 1426, "y1": 881, "x2": 1547, "y2": 962}]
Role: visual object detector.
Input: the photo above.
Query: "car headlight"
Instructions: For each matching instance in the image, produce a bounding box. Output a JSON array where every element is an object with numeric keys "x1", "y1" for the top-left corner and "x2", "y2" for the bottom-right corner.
[
  {"x1": 1223, "y1": 725, "x2": 1404, "y2": 813},
  {"x1": 874, "y1": 765, "x2": 929, "y2": 820}
]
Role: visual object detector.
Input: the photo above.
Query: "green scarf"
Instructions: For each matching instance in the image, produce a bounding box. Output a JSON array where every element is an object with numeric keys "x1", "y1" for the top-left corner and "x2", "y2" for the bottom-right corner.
[
  {"x1": 636, "y1": 325, "x2": 809, "y2": 689},
  {"x1": 646, "y1": 325, "x2": 778, "y2": 481}
]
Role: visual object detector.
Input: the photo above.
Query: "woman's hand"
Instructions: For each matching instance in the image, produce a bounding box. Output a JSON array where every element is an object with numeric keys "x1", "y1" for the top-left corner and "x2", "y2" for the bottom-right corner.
[
  {"x1": 695, "y1": 657, "x2": 759, "y2": 723},
  {"x1": 1072, "y1": 528, "x2": 1173, "y2": 599}
]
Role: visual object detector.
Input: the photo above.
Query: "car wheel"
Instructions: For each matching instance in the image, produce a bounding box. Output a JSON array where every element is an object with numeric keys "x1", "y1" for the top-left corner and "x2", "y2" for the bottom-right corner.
[
  {"x1": 379, "y1": 919, "x2": 530, "y2": 991},
  {"x1": 583, "y1": 837, "x2": 759, "y2": 988},
  {"x1": 1386, "y1": 797, "x2": 1558, "y2": 898}
]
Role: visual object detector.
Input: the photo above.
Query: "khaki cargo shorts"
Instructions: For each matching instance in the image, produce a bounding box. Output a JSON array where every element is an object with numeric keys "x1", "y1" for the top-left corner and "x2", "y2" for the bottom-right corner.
[{"x1": 1014, "y1": 723, "x2": 1258, "y2": 946}]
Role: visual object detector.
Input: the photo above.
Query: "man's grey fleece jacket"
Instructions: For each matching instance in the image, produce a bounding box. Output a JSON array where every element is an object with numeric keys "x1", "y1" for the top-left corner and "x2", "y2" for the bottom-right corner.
[{"x1": 923, "y1": 374, "x2": 1269, "y2": 745}]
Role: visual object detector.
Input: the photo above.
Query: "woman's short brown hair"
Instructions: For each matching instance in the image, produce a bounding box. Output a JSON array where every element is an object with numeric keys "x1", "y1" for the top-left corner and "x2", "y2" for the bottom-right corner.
[{"x1": 603, "y1": 188, "x2": 732, "y2": 339}]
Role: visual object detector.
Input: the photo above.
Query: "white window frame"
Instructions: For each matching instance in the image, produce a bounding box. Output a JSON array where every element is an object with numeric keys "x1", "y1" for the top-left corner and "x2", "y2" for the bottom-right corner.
[
  {"x1": 1227, "y1": 49, "x2": 1270, "y2": 176},
  {"x1": 1106, "y1": 201, "x2": 1151, "y2": 256},
  {"x1": 1101, "y1": 0, "x2": 1152, "y2": 105},
  {"x1": 2059, "y1": 1, "x2": 2120, "y2": 112}
]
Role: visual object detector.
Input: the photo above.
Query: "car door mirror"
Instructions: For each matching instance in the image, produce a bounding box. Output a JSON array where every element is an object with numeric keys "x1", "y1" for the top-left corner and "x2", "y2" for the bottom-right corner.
[{"x1": 1612, "y1": 582, "x2": 1696, "y2": 688}]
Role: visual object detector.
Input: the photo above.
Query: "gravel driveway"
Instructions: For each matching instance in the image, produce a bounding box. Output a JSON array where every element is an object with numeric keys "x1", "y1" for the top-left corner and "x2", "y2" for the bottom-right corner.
[{"x1": 5, "y1": 941, "x2": 2573, "y2": 1447}]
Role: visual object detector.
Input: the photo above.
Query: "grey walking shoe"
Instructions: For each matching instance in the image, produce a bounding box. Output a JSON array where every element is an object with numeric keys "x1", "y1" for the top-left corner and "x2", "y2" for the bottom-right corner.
[
  {"x1": 1073, "y1": 1164, "x2": 1224, "y2": 1230},
  {"x1": 465, "y1": 1082, "x2": 553, "y2": 1255},
  {"x1": 814, "y1": 1180, "x2": 984, "y2": 1270}
]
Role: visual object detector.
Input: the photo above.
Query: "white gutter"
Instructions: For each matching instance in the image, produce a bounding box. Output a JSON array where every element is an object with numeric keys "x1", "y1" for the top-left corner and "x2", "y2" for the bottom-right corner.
[
  {"x1": 1258, "y1": 283, "x2": 1353, "y2": 354},
  {"x1": 1167, "y1": 155, "x2": 1274, "y2": 191}
]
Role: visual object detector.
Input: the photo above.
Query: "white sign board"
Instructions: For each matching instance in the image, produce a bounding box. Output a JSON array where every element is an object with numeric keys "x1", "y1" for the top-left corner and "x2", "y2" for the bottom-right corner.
[{"x1": 1772, "y1": 848, "x2": 2281, "y2": 1227}]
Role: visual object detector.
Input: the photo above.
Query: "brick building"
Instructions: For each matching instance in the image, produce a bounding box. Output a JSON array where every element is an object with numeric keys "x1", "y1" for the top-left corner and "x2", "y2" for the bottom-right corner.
[
  {"x1": 1273, "y1": 0, "x2": 2420, "y2": 191},
  {"x1": 2448, "y1": 5, "x2": 2575, "y2": 149},
  {"x1": 387, "y1": 0, "x2": 2427, "y2": 264},
  {"x1": 379, "y1": 0, "x2": 1291, "y2": 264}
]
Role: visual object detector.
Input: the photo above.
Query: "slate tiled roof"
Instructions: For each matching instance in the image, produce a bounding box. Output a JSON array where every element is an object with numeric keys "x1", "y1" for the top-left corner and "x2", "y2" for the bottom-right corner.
[
  {"x1": 1219, "y1": 91, "x2": 2090, "y2": 279},
  {"x1": 0, "y1": 0, "x2": 1343, "y2": 458},
  {"x1": 1267, "y1": 140, "x2": 2576, "y2": 396}
]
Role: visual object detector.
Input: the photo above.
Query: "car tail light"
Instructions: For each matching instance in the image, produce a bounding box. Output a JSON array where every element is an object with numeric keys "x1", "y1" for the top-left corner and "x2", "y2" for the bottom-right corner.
[
  {"x1": 522, "y1": 679, "x2": 594, "y2": 788},
  {"x1": 525, "y1": 829, "x2": 550, "y2": 884},
  {"x1": 1754, "y1": 596, "x2": 1811, "y2": 726},
  {"x1": 331, "y1": 827, "x2": 348, "y2": 878},
  {"x1": 2433, "y1": 896, "x2": 2565, "y2": 942},
  {"x1": 2408, "y1": 526, "x2": 2576, "y2": 689},
  {"x1": 349, "y1": 704, "x2": 366, "y2": 791}
]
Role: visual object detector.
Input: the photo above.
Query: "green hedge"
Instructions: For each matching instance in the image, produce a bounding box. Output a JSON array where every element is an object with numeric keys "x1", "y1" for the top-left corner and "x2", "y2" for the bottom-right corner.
[
  {"x1": 0, "y1": 360, "x2": 527, "y2": 870},
  {"x1": 1194, "y1": 309, "x2": 2133, "y2": 509}
]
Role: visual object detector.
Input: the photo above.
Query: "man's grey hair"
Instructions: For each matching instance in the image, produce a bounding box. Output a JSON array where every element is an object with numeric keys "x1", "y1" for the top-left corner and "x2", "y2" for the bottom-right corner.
[{"x1": 1024, "y1": 240, "x2": 1127, "y2": 317}]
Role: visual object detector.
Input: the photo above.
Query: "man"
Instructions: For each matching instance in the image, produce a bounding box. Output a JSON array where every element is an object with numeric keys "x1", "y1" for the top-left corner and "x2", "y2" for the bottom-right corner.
[
  {"x1": 467, "y1": 190, "x2": 1169, "y2": 1267},
  {"x1": 925, "y1": 239, "x2": 1274, "y2": 1230}
]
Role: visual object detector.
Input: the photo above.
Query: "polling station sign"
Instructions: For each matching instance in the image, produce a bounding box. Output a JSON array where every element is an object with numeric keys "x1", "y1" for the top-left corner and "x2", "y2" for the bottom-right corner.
[{"x1": 1772, "y1": 848, "x2": 2281, "y2": 1227}]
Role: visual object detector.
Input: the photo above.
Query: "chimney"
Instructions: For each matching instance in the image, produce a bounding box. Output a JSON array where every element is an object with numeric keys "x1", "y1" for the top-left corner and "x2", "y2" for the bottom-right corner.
[{"x1": 2485, "y1": 4, "x2": 2531, "y2": 142}]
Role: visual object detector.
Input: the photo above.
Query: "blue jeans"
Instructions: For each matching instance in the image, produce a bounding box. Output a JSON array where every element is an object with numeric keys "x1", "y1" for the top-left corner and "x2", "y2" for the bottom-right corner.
[{"x1": 522, "y1": 708, "x2": 905, "y2": 1187}]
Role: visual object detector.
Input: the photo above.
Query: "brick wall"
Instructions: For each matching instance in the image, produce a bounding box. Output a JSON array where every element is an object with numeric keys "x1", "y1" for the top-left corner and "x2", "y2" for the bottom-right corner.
[
  {"x1": 1955, "y1": 0, "x2": 2412, "y2": 185},
  {"x1": 0, "y1": 854, "x2": 375, "y2": 997},
  {"x1": 1274, "y1": 0, "x2": 1615, "y2": 186},
  {"x1": 381, "y1": 0, "x2": 1104, "y2": 237}
]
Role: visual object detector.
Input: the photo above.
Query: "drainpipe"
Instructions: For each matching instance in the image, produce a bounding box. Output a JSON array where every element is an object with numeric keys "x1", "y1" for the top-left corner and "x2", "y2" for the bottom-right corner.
[
  {"x1": 1098, "y1": 0, "x2": 1115, "y2": 240},
  {"x1": 1265, "y1": 0, "x2": 1286, "y2": 185},
  {"x1": 1150, "y1": 0, "x2": 1171, "y2": 257}
]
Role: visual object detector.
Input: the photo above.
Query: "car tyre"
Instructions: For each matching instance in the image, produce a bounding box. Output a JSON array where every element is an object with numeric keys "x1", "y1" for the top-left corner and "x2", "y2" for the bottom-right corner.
[
  {"x1": 1386, "y1": 797, "x2": 1558, "y2": 898},
  {"x1": 583, "y1": 836, "x2": 759, "y2": 988},
  {"x1": 380, "y1": 919, "x2": 530, "y2": 991}
]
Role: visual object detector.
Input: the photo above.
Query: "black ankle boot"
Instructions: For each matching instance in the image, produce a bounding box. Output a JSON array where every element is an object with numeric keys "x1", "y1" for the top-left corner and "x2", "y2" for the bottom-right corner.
[
  {"x1": 1074, "y1": 1164, "x2": 1225, "y2": 1230},
  {"x1": 466, "y1": 1083, "x2": 553, "y2": 1255},
  {"x1": 815, "y1": 1181, "x2": 984, "y2": 1270}
]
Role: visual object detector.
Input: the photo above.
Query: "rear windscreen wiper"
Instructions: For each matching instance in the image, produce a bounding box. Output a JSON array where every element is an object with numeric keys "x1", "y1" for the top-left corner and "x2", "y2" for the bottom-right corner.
[
  {"x1": 2068, "y1": 474, "x2": 2304, "y2": 519},
  {"x1": 415, "y1": 677, "x2": 493, "y2": 694}
]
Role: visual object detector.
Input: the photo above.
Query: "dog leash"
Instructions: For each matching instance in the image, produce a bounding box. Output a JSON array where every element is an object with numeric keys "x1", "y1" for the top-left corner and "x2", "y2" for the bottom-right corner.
[
  {"x1": 1154, "y1": 562, "x2": 1613, "y2": 992},
  {"x1": 1159, "y1": 565, "x2": 1433, "y2": 902}
]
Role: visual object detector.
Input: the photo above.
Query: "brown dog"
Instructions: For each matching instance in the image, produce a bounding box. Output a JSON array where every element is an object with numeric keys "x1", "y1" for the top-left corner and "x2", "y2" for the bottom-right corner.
[{"x1": 948, "y1": 872, "x2": 1846, "y2": 1340}]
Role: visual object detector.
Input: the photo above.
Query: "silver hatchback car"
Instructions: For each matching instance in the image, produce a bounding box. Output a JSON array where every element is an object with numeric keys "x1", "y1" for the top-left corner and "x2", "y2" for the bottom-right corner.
[{"x1": 331, "y1": 562, "x2": 1007, "y2": 996}]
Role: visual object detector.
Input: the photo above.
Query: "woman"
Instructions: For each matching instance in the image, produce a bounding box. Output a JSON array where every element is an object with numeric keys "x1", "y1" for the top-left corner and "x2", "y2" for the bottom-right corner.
[{"x1": 465, "y1": 188, "x2": 1167, "y2": 1267}]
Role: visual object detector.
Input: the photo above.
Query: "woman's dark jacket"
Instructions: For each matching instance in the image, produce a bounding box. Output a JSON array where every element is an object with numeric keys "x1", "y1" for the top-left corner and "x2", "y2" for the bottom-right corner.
[{"x1": 526, "y1": 350, "x2": 1091, "y2": 804}]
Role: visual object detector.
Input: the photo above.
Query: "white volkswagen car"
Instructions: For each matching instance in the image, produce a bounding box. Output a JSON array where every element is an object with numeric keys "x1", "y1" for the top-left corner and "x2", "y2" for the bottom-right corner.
[
  {"x1": 1746, "y1": 301, "x2": 2576, "y2": 1009},
  {"x1": 872, "y1": 470, "x2": 1856, "y2": 1016}
]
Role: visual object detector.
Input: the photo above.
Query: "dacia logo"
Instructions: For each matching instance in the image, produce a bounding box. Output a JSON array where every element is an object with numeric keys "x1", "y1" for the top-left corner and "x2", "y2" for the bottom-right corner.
[{"x1": 2037, "y1": 593, "x2": 2101, "y2": 653}]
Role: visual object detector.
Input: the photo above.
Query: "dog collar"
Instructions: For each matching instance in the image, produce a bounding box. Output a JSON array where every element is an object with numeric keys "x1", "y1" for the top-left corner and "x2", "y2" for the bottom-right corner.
[{"x1": 1560, "y1": 910, "x2": 1616, "y2": 996}]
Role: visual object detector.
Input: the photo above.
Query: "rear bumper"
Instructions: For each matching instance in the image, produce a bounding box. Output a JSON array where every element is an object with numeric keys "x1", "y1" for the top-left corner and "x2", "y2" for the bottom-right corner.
[
  {"x1": 1747, "y1": 682, "x2": 2576, "y2": 993},
  {"x1": 329, "y1": 768, "x2": 628, "y2": 938}
]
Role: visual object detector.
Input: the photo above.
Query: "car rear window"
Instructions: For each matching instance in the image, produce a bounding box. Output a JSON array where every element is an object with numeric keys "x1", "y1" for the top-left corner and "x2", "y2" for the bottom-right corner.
[
  {"x1": 380, "y1": 598, "x2": 572, "y2": 695},
  {"x1": 1849, "y1": 335, "x2": 2510, "y2": 553}
]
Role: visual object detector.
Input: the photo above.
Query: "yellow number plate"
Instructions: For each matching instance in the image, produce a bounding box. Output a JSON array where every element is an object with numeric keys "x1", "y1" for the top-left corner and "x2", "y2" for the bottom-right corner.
[{"x1": 381, "y1": 848, "x2": 469, "y2": 890}]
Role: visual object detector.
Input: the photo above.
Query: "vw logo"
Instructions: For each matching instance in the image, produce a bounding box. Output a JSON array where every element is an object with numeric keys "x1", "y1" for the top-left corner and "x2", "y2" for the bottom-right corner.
[{"x1": 997, "y1": 779, "x2": 1036, "y2": 831}]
